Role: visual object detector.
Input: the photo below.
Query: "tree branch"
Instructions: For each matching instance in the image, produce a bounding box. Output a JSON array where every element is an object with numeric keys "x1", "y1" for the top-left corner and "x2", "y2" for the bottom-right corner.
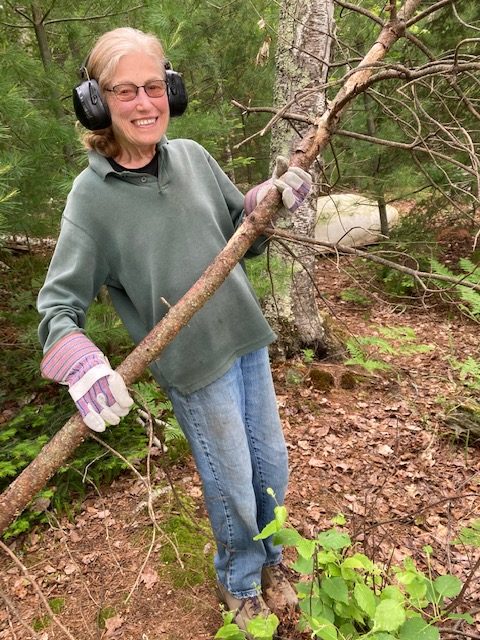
[{"x1": 267, "y1": 228, "x2": 480, "y2": 293}]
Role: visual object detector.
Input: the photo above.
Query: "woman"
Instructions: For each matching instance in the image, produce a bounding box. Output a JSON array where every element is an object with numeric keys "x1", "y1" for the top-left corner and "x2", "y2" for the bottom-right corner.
[{"x1": 37, "y1": 27, "x2": 311, "y2": 633}]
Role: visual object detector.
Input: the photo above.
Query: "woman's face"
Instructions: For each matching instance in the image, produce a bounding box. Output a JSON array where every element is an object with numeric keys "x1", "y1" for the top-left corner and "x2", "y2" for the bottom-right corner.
[{"x1": 105, "y1": 51, "x2": 169, "y2": 158}]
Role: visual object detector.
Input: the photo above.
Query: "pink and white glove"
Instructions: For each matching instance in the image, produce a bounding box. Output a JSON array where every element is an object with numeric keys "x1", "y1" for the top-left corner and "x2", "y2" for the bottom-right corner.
[
  {"x1": 245, "y1": 156, "x2": 312, "y2": 215},
  {"x1": 41, "y1": 332, "x2": 134, "y2": 433}
]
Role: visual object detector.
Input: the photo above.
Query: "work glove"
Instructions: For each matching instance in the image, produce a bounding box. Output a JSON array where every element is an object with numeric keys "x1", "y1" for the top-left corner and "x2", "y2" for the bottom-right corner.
[
  {"x1": 244, "y1": 156, "x2": 312, "y2": 216},
  {"x1": 41, "y1": 332, "x2": 133, "y2": 433}
]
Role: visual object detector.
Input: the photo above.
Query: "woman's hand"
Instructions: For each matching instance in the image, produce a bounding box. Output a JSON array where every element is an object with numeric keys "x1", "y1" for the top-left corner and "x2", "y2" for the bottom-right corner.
[
  {"x1": 41, "y1": 332, "x2": 133, "y2": 432},
  {"x1": 244, "y1": 156, "x2": 312, "y2": 215}
]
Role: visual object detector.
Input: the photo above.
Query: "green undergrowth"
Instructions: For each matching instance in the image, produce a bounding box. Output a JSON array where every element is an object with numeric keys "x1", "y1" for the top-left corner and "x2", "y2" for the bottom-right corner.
[
  {"x1": 158, "y1": 509, "x2": 215, "y2": 588},
  {"x1": 345, "y1": 326, "x2": 434, "y2": 374},
  {"x1": 1, "y1": 379, "x2": 189, "y2": 540},
  {"x1": 216, "y1": 493, "x2": 479, "y2": 640},
  {"x1": 1, "y1": 253, "x2": 191, "y2": 540}
]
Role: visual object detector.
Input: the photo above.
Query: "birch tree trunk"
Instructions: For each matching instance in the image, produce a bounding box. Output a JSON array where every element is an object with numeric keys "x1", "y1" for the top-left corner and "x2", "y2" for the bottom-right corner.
[{"x1": 266, "y1": 0, "x2": 335, "y2": 357}]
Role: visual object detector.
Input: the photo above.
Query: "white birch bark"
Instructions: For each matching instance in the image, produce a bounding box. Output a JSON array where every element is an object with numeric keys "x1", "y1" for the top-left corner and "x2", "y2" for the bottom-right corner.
[{"x1": 267, "y1": 0, "x2": 335, "y2": 356}]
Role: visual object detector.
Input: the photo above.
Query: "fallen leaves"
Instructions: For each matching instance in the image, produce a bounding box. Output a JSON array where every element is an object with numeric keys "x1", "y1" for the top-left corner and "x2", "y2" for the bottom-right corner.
[{"x1": 140, "y1": 566, "x2": 158, "y2": 590}]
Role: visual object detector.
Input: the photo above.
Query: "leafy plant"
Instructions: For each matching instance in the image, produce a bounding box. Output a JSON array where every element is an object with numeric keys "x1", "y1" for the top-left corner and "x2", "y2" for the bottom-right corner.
[
  {"x1": 450, "y1": 356, "x2": 480, "y2": 392},
  {"x1": 215, "y1": 608, "x2": 280, "y2": 640},
  {"x1": 453, "y1": 519, "x2": 480, "y2": 548},
  {"x1": 302, "y1": 348, "x2": 316, "y2": 365},
  {"x1": 430, "y1": 258, "x2": 480, "y2": 319},
  {"x1": 339, "y1": 288, "x2": 372, "y2": 307},
  {"x1": 249, "y1": 499, "x2": 476, "y2": 640},
  {"x1": 345, "y1": 326, "x2": 434, "y2": 373}
]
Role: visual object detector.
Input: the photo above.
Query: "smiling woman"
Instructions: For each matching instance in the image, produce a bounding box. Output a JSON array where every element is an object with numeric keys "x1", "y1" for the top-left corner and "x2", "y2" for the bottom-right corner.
[
  {"x1": 36, "y1": 26, "x2": 312, "y2": 636},
  {"x1": 103, "y1": 52, "x2": 170, "y2": 167}
]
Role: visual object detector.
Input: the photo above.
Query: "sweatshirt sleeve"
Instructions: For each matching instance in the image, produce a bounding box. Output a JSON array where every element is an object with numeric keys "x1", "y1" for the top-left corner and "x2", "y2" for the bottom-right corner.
[
  {"x1": 37, "y1": 216, "x2": 109, "y2": 353},
  {"x1": 205, "y1": 151, "x2": 269, "y2": 257}
]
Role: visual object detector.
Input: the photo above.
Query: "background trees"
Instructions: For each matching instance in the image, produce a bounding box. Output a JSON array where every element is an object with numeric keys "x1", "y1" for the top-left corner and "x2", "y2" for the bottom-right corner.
[{"x1": 0, "y1": 0, "x2": 276, "y2": 237}]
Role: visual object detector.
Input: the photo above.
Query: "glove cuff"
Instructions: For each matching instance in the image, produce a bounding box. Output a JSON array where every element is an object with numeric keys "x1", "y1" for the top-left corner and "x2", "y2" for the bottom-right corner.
[
  {"x1": 41, "y1": 332, "x2": 102, "y2": 384},
  {"x1": 244, "y1": 180, "x2": 271, "y2": 216}
]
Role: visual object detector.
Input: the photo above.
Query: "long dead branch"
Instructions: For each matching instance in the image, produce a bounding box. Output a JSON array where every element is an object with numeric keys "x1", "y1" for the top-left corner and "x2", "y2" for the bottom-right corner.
[
  {"x1": 0, "y1": 0, "x2": 423, "y2": 535},
  {"x1": 268, "y1": 227, "x2": 480, "y2": 293}
]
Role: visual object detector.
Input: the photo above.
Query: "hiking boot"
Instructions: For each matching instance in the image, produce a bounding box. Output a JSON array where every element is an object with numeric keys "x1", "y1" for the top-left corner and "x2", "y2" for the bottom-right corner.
[
  {"x1": 216, "y1": 580, "x2": 272, "y2": 637},
  {"x1": 262, "y1": 563, "x2": 298, "y2": 611}
]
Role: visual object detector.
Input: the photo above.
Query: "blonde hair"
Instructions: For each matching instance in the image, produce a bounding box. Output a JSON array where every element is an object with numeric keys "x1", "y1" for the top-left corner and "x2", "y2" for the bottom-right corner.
[{"x1": 81, "y1": 28, "x2": 166, "y2": 157}]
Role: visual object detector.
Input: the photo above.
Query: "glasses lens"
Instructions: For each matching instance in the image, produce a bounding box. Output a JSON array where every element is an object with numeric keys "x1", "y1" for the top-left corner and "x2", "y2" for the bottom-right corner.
[
  {"x1": 113, "y1": 84, "x2": 137, "y2": 101},
  {"x1": 145, "y1": 81, "x2": 166, "y2": 98}
]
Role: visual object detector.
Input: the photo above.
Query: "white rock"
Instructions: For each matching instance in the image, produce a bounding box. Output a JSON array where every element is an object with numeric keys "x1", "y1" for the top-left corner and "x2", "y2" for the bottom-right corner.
[{"x1": 315, "y1": 194, "x2": 399, "y2": 251}]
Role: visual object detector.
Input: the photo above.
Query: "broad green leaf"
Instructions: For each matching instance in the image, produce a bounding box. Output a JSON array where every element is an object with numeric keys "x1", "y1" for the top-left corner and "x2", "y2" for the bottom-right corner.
[
  {"x1": 447, "y1": 612, "x2": 474, "y2": 623},
  {"x1": 335, "y1": 601, "x2": 365, "y2": 625},
  {"x1": 214, "y1": 623, "x2": 245, "y2": 639},
  {"x1": 310, "y1": 616, "x2": 338, "y2": 640},
  {"x1": 452, "y1": 519, "x2": 480, "y2": 547},
  {"x1": 321, "y1": 577, "x2": 349, "y2": 604},
  {"x1": 369, "y1": 635, "x2": 396, "y2": 640},
  {"x1": 297, "y1": 537, "x2": 317, "y2": 559},
  {"x1": 433, "y1": 575, "x2": 462, "y2": 599},
  {"x1": 291, "y1": 555, "x2": 314, "y2": 575},
  {"x1": 299, "y1": 596, "x2": 335, "y2": 623},
  {"x1": 399, "y1": 617, "x2": 440, "y2": 640},
  {"x1": 373, "y1": 600, "x2": 406, "y2": 632},
  {"x1": 339, "y1": 622, "x2": 358, "y2": 638},
  {"x1": 354, "y1": 582, "x2": 377, "y2": 618},
  {"x1": 272, "y1": 527, "x2": 302, "y2": 547},
  {"x1": 342, "y1": 555, "x2": 369, "y2": 570},
  {"x1": 317, "y1": 529, "x2": 351, "y2": 551},
  {"x1": 317, "y1": 550, "x2": 339, "y2": 565},
  {"x1": 380, "y1": 586, "x2": 404, "y2": 603},
  {"x1": 274, "y1": 505, "x2": 288, "y2": 528},
  {"x1": 253, "y1": 520, "x2": 278, "y2": 540},
  {"x1": 405, "y1": 577, "x2": 428, "y2": 600},
  {"x1": 246, "y1": 613, "x2": 279, "y2": 639}
]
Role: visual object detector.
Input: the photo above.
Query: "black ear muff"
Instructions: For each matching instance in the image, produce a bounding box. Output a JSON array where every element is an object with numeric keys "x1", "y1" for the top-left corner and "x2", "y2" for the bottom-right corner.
[
  {"x1": 73, "y1": 66, "x2": 111, "y2": 131},
  {"x1": 165, "y1": 65, "x2": 188, "y2": 117}
]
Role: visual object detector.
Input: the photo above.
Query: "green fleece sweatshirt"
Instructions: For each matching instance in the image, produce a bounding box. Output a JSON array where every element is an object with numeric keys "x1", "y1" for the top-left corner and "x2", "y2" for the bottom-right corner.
[{"x1": 37, "y1": 137, "x2": 275, "y2": 394}]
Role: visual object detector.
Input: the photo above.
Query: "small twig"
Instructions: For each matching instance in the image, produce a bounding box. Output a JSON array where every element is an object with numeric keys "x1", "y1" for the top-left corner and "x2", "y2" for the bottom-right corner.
[
  {"x1": 0, "y1": 587, "x2": 41, "y2": 638},
  {"x1": 445, "y1": 553, "x2": 480, "y2": 613},
  {"x1": 440, "y1": 629, "x2": 480, "y2": 640},
  {"x1": 267, "y1": 228, "x2": 480, "y2": 294},
  {"x1": 0, "y1": 539, "x2": 79, "y2": 640}
]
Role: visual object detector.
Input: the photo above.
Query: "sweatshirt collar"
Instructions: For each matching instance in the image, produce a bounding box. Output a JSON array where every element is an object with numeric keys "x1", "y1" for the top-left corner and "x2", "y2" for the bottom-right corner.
[{"x1": 88, "y1": 136, "x2": 169, "y2": 180}]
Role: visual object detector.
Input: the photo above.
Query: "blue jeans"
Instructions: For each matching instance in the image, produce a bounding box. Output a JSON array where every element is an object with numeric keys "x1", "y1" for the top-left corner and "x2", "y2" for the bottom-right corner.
[{"x1": 167, "y1": 347, "x2": 289, "y2": 598}]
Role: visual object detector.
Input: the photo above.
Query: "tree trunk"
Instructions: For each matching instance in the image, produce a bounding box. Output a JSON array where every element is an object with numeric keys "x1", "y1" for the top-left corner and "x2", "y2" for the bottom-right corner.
[
  {"x1": 0, "y1": 0, "x2": 423, "y2": 536},
  {"x1": 363, "y1": 93, "x2": 390, "y2": 237},
  {"x1": 266, "y1": 0, "x2": 335, "y2": 357}
]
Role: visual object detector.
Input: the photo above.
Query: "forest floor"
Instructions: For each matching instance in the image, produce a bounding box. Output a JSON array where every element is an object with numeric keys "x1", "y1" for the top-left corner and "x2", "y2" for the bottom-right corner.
[{"x1": 1, "y1": 249, "x2": 480, "y2": 640}]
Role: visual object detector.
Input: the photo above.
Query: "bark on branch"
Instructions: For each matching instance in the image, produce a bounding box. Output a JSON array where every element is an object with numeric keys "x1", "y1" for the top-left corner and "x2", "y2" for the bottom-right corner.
[{"x1": 0, "y1": 0, "x2": 423, "y2": 535}]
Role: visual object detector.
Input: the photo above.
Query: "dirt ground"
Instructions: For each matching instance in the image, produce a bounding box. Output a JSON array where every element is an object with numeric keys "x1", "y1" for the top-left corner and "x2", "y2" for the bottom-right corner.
[{"x1": 1, "y1": 253, "x2": 479, "y2": 640}]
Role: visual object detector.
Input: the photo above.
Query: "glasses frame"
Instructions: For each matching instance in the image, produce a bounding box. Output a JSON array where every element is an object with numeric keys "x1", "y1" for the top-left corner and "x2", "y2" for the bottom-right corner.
[{"x1": 105, "y1": 79, "x2": 167, "y2": 102}]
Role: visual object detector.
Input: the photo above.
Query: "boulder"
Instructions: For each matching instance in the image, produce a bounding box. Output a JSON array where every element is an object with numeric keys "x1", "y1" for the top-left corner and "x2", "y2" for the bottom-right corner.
[{"x1": 315, "y1": 194, "x2": 399, "y2": 251}]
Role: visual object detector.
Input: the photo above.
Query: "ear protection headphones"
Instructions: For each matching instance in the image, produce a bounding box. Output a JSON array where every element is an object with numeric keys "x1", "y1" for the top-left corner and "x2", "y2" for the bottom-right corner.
[{"x1": 72, "y1": 59, "x2": 188, "y2": 131}]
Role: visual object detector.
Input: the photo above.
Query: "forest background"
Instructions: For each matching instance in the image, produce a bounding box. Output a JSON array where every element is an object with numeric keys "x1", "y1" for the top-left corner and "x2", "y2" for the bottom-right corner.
[{"x1": 0, "y1": 1, "x2": 480, "y2": 639}]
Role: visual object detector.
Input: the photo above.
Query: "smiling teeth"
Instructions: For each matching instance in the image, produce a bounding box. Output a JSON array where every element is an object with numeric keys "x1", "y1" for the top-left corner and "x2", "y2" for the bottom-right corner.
[{"x1": 135, "y1": 118, "x2": 156, "y2": 126}]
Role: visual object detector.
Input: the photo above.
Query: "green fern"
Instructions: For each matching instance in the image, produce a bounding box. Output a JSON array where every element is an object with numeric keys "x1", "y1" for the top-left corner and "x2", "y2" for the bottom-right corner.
[
  {"x1": 345, "y1": 326, "x2": 434, "y2": 373},
  {"x1": 345, "y1": 338, "x2": 391, "y2": 373},
  {"x1": 450, "y1": 357, "x2": 480, "y2": 391},
  {"x1": 430, "y1": 258, "x2": 480, "y2": 317},
  {"x1": 133, "y1": 381, "x2": 188, "y2": 452}
]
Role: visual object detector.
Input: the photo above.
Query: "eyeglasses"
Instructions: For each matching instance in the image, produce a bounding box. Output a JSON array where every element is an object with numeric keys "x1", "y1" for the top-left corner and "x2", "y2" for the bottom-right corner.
[{"x1": 105, "y1": 80, "x2": 167, "y2": 102}]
